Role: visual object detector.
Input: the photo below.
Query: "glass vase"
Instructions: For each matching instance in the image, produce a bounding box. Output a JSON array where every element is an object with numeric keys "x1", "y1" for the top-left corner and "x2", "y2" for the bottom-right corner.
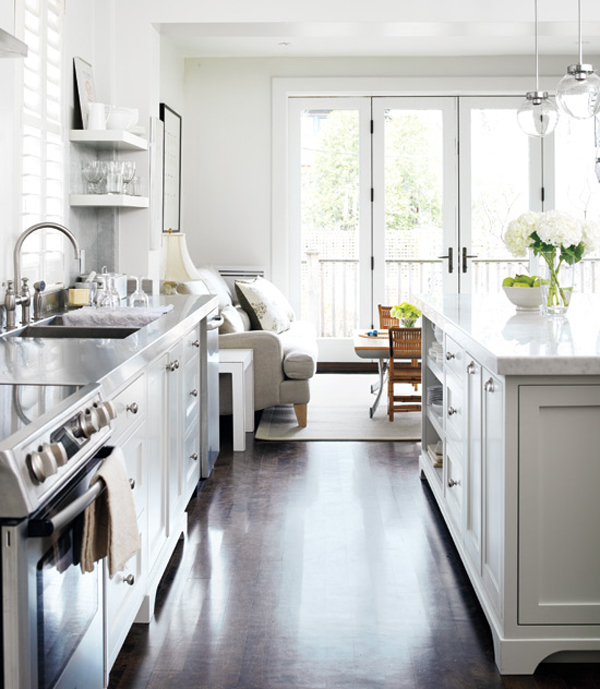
[
  {"x1": 401, "y1": 317, "x2": 417, "y2": 328},
  {"x1": 539, "y1": 254, "x2": 574, "y2": 317}
]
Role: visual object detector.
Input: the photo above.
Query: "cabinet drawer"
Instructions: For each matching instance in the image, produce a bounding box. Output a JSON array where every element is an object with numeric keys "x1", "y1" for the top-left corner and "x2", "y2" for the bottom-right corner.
[
  {"x1": 120, "y1": 423, "x2": 146, "y2": 518},
  {"x1": 182, "y1": 325, "x2": 201, "y2": 366},
  {"x1": 112, "y1": 373, "x2": 146, "y2": 441},
  {"x1": 182, "y1": 358, "x2": 200, "y2": 432},
  {"x1": 183, "y1": 427, "x2": 200, "y2": 497},
  {"x1": 445, "y1": 439, "x2": 464, "y2": 529},
  {"x1": 445, "y1": 372, "x2": 464, "y2": 443},
  {"x1": 444, "y1": 335, "x2": 466, "y2": 379}
]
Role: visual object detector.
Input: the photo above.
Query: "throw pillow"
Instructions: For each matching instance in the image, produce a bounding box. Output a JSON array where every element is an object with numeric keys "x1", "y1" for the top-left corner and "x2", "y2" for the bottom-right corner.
[
  {"x1": 196, "y1": 265, "x2": 233, "y2": 311},
  {"x1": 235, "y1": 278, "x2": 292, "y2": 334},
  {"x1": 219, "y1": 304, "x2": 246, "y2": 334}
]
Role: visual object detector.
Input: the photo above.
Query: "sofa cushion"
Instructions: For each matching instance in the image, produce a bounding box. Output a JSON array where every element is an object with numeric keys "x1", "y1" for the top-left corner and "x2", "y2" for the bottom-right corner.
[
  {"x1": 219, "y1": 304, "x2": 250, "y2": 334},
  {"x1": 235, "y1": 277, "x2": 293, "y2": 334},
  {"x1": 279, "y1": 321, "x2": 318, "y2": 380},
  {"x1": 196, "y1": 265, "x2": 233, "y2": 311},
  {"x1": 176, "y1": 280, "x2": 211, "y2": 296}
]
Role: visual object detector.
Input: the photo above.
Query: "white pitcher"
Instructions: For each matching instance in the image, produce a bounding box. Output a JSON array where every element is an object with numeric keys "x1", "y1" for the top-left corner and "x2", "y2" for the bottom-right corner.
[{"x1": 87, "y1": 102, "x2": 110, "y2": 130}]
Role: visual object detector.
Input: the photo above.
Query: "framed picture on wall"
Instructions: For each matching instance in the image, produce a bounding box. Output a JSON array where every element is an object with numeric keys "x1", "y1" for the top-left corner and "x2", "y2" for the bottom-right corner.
[
  {"x1": 73, "y1": 57, "x2": 96, "y2": 129},
  {"x1": 159, "y1": 103, "x2": 182, "y2": 233}
]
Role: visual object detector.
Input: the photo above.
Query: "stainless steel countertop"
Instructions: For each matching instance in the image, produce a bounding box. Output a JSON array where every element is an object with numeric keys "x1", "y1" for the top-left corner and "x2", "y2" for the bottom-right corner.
[{"x1": 0, "y1": 294, "x2": 219, "y2": 393}]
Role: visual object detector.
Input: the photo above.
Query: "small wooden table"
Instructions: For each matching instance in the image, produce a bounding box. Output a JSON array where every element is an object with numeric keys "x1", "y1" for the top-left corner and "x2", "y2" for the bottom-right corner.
[
  {"x1": 353, "y1": 330, "x2": 390, "y2": 417},
  {"x1": 219, "y1": 348, "x2": 254, "y2": 451}
]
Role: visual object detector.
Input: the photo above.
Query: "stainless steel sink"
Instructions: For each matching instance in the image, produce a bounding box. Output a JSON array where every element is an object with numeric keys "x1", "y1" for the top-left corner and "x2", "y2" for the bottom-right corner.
[{"x1": 2, "y1": 315, "x2": 139, "y2": 339}]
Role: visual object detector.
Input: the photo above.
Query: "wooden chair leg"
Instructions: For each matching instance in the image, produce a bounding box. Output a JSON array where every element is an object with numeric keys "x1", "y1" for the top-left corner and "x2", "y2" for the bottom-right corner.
[
  {"x1": 388, "y1": 381, "x2": 394, "y2": 422},
  {"x1": 294, "y1": 403, "x2": 307, "y2": 427}
]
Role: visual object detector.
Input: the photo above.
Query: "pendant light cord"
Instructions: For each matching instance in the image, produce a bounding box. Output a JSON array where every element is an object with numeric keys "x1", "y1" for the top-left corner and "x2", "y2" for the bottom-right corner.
[
  {"x1": 578, "y1": 0, "x2": 583, "y2": 65},
  {"x1": 534, "y1": 0, "x2": 539, "y2": 91}
]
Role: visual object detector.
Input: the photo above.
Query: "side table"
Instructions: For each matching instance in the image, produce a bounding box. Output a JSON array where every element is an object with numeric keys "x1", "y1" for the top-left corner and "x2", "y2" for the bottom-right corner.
[{"x1": 219, "y1": 348, "x2": 254, "y2": 451}]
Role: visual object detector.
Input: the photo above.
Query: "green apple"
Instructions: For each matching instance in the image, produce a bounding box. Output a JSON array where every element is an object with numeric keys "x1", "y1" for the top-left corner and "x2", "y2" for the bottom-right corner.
[
  {"x1": 514, "y1": 274, "x2": 535, "y2": 287},
  {"x1": 532, "y1": 277, "x2": 540, "y2": 287},
  {"x1": 502, "y1": 277, "x2": 515, "y2": 287}
]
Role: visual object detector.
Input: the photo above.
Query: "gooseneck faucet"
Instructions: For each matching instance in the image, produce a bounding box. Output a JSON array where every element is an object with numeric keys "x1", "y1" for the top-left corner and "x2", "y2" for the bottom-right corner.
[{"x1": 5, "y1": 222, "x2": 82, "y2": 329}]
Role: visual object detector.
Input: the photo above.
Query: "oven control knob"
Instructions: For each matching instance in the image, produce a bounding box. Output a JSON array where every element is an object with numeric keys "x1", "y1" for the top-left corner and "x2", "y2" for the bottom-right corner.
[
  {"x1": 45, "y1": 441, "x2": 68, "y2": 467},
  {"x1": 94, "y1": 401, "x2": 117, "y2": 429},
  {"x1": 29, "y1": 446, "x2": 59, "y2": 483},
  {"x1": 76, "y1": 408, "x2": 100, "y2": 438}
]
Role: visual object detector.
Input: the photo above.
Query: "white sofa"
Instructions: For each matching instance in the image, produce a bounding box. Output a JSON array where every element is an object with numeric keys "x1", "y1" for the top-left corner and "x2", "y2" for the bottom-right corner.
[{"x1": 177, "y1": 267, "x2": 317, "y2": 426}]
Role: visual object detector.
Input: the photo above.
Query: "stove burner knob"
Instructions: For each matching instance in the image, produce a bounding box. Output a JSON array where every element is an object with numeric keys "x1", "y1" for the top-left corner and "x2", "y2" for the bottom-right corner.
[
  {"x1": 45, "y1": 441, "x2": 68, "y2": 467},
  {"x1": 29, "y1": 446, "x2": 59, "y2": 483},
  {"x1": 76, "y1": 408, "x2": 100, "y2": 438},
  {"x1": 94, "y1": 401, "x2": 117, "y2": 429}
]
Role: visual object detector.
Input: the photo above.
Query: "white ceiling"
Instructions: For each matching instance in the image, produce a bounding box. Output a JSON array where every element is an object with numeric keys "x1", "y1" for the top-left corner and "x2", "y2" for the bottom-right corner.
[{"x1": 156, "y1": 19, "x2": 600, "y2": 59}]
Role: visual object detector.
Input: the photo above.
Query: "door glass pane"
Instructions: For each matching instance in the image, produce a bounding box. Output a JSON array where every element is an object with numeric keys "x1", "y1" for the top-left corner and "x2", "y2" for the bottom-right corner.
[
  {"x1": 300, "y1": 109, "x2": 360, "y2": 337},
  {"x1": 554, "y1": 117, "x2": 600, "y2": 293},
  {"x1": 469, "y1": 109, "x2": 530, "y2": 291},
  {"x1": 383, "y1": 109, "x2": 444, "y2": 304}
]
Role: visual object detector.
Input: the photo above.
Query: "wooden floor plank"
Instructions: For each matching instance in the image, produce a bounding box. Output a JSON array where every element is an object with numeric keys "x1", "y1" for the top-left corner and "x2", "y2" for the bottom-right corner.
[{"x1": 109, "y1": 422, "x2": 600, "y2": 689}]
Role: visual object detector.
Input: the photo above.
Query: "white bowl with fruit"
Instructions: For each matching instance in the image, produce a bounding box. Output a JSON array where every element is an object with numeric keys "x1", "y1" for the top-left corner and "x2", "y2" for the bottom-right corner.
[{"x1": 502, "y1": 274, "x2": 543, "y2": 311}]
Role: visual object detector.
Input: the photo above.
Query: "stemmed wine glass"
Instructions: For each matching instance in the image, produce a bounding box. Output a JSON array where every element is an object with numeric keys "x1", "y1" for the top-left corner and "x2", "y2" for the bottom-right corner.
[
  {"x1": 122, "y1": 161, "x2": 136, "y2": 195},
  {"x1": 81, "y1": 161, "x2": 103, "y2": 194},
  {"x1": 128, "y1": 277, "x2": 149, "y2": 308}
]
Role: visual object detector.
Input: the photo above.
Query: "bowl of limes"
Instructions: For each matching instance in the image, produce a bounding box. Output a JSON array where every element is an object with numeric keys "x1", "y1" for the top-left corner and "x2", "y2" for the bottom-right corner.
[{"x1": 502, "y1": 274, "x2": 543, "y2": 311}]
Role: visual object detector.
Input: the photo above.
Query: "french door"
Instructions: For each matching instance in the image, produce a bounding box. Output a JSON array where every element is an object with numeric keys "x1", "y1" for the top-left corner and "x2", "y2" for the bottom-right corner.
[{"x1": 289, "y1": 95, "x2": 545, "y2": 359}]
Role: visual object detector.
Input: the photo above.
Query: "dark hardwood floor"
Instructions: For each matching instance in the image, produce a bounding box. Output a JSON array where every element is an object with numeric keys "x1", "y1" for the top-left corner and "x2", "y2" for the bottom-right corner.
[{"x1": 109, "y1": 419, "x2": 600, "y2": 689}]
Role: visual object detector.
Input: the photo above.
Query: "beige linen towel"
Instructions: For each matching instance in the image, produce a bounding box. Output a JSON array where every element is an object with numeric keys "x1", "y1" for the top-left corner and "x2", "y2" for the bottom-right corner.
[{"x1": 81, "y1": 448, "x2": 140, "y2": 578}]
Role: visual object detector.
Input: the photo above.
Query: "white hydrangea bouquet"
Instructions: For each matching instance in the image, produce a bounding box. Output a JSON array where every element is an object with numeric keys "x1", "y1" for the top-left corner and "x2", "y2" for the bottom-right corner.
[{"x1": 503, "y1": 211, "x2": 597, "y2": 313}]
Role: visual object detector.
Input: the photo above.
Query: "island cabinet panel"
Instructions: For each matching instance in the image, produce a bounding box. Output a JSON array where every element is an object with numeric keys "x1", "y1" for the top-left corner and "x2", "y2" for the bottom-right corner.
[
  {"x1": 464, "y1": 356, "x2": 483, "y2": 574},
  {"x1": 518, "y1": 385, "x2": 600, "y2": 626}
]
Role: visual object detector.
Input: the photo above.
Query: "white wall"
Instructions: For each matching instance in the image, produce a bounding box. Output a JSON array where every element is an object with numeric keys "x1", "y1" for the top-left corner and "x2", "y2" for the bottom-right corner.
[{"x1": 180, "y1": 54, "x2": 585, "y2": 275}]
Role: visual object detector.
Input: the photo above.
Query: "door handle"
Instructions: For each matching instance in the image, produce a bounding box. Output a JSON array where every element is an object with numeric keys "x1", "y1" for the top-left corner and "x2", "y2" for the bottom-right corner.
[
  {"x1": 462, "y1": 247, "x2": 478, "y2": 273},
  {"x1": 437, "y1": 246, "x2": 453, "y2": 274}
]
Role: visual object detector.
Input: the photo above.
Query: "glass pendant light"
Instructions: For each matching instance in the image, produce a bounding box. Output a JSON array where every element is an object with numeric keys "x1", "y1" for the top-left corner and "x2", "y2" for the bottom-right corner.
[
  {"x1": 556, "y1": 0, "x2": 600, "y2": 119},
  {"x1": 517, "y1": 0, "x2": 559, "y2": 137}
]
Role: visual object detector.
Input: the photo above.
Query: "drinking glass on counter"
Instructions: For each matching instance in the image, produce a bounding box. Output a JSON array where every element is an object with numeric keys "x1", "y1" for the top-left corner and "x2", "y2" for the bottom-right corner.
[{"x1": 128, "y1": 277, "x2": 149, "y2": 308}]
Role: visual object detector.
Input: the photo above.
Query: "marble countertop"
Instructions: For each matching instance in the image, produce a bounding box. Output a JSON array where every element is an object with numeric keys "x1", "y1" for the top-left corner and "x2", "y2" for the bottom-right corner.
[
  {"x1": 0, "y1": 294, "x2": 219, "y2": 392},
  {"x1": 412, "y1": 292, "x2": 600, "y2": 376}
]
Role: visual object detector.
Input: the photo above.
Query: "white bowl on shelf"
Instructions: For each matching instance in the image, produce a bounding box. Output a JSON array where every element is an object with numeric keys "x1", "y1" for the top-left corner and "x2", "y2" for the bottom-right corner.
[
  {"x1": 502, "y1": 285, "x2": 543, "y2": 311},
  {"x1": 106, "y1": 107, "x2": 139, "y2": 131}
]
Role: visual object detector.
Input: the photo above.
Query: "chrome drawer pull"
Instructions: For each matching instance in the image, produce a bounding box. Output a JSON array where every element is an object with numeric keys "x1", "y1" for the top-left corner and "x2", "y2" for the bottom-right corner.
[
  {"x1": 484, "y1": 378, "x2": 495, "y2": 393},
  {"x1": 191, "y1": 339, "x2": 200, "y2": 348},
  {"x1": 446, "y1": 351, "x2": 455, "y2": 361},
  {"x1": 190, "y1": 453, "x2": 198, "y2": 462},
  {"x1": 129, "y1": 478, "x2": 135, "y2": 490},
  {"x1": 190, "y1": 389, "x2": 198, "y2": 397},
  {"x1": 166, "y1": 360, "x2": 180, "y2": 372},
  {"x1": 126, "y1": 402, "x2": 139, "y2": 414},
  {"x1": 466, "y1": 361, "x2": 476, "y2": 375},
  {"x1": 447, "y1": 406, "x2": 457, "y2": 416},
  {"x1": 123, "y1": 574, "x2": 135, "y2": 586},
  {"x1": 448, "y1": 478, "x2": 460, "y2": 488}
]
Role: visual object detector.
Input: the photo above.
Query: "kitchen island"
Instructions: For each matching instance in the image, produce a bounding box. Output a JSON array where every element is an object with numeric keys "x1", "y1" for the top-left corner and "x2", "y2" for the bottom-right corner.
[{"x1": 413, "y1": 292, "x2": 600, "y2": 674}]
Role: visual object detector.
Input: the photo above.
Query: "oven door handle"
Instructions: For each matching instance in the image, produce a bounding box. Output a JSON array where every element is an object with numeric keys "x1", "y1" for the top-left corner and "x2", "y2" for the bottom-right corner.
[{"x1": 28, "y1": 479, "x2": 106, "y2": 538}]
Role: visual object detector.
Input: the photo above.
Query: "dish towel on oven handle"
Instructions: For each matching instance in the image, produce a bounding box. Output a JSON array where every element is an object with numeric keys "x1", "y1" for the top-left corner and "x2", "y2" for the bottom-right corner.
[{"x1": 81, "y1": 447, "x2": 140, "y2": 578}]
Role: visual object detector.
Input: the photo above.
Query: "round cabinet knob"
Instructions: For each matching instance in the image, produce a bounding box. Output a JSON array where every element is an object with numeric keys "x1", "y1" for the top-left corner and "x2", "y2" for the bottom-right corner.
[
  {"x1": 166, "y1": 360, "x2": 180, "y2": 372},
  {"x1": 466, "y1": 361, "x2": 476, "y2": 375},
  {"x1": 29, "y1": 446, "x2": 59, "y2": 483},
  {"x1": 123, "y1": 573, "x2": 135, "y2": 586},
  {"x1": 191, "y1": 339, "x2": 200, "y2": 348},
  {"x1": 446, "y1": 351, "x2": 455, "y2": 361},
  {"x1": 190, "y1": 453, "x2": 198, "y2": 462},
  {"x1": 94, "y1": 401, "x2": 117, "y2": 428},
  {"x1": 484, "y1": 378, "x2": 495, "y2": 393},
  {"x1": 126, "y1": 402, "x2": 139, "y2": 415},
  {"x1": 447, "y1": 406, "x2": 457, "y2": 416},
  {"x1": 190, "y1": 389, "x2": 198, "y2": 398},
  {"x1": 129, "y1": 478, "x2": 136, "y2": 490},
  {"x1": 76, "y1": 408, "x2": 100, "y2": 438},
  {"x1": 448, "y1": 478, "x2": 461, "y2": 488}
]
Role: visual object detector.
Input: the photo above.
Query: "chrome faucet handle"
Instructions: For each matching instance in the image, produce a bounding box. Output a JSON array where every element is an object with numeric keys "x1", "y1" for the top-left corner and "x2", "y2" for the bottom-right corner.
[
  {"x1": 4, "y1": 280, "x2": 16, "y2": 329},
  {"x1": 33, "y1": 280, "x2": 46, "y2": 321},
  {"x1": 20, "y1": 278, "x2": 31, "y2": 325}
]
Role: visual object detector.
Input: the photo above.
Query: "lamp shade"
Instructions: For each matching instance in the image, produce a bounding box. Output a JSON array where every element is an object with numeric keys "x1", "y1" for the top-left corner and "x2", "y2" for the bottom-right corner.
[
  {"x1": 556, "y1": 67, "x2": 600, "y2": 119},
  {"x1": 517, "y1": 92, "x2": 559, "y2": 137},
  {"x1": 162, "y1": 232, "x2": 201, "y2": 282}
]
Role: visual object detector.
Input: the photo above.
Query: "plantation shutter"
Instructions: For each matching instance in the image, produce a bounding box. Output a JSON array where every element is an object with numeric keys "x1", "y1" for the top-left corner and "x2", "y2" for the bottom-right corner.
[{"x1": 20, "y1": 0, "x2": 66, "y2": 287}]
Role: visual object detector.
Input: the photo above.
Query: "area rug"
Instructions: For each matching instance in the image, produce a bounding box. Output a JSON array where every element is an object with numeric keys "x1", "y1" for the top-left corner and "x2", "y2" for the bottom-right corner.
[{"x1": 255, "y1": 373, "x2": 421, "y2": 441}]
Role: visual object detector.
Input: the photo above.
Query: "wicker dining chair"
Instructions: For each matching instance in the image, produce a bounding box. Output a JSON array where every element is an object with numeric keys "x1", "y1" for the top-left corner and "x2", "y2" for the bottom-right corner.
[
  {"x1": 387, "y1": 326, "x2": 422, "y2": 421},
  {"x1": 377, "y1": 304, "x2": 399, "y2": 330}
]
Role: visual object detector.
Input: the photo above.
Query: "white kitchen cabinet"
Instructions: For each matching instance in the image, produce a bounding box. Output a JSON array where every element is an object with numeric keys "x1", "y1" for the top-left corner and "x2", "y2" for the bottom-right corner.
[
  {"x1": 136, "y1": 323, "x2": 201, "y2": 625},
  {"x1": 518, "y1": 385, "x2": 600, "y2": 626},
  {"x1": 416, "y1": 297, "x2": 600, "y2": 675}
]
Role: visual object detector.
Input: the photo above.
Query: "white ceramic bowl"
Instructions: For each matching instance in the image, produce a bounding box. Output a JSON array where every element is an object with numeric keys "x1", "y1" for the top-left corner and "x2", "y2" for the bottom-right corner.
[
  {"x1": 106, "y1": 107, "x2": 139, "y2": 131},
  {"x1": 502, "y1": 285, "x2": 543, "y2": 311}
]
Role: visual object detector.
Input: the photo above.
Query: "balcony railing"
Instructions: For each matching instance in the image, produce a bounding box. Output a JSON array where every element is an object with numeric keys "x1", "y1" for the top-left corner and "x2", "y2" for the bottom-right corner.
[{"x1": 302, "y1": 255, "x2": 600, "y2": 338}]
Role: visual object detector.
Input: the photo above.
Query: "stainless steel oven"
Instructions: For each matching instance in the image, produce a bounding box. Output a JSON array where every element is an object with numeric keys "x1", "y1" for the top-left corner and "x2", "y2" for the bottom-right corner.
[{"x1": 0, "y1": 384, "x2": 118, "y2": 689}]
